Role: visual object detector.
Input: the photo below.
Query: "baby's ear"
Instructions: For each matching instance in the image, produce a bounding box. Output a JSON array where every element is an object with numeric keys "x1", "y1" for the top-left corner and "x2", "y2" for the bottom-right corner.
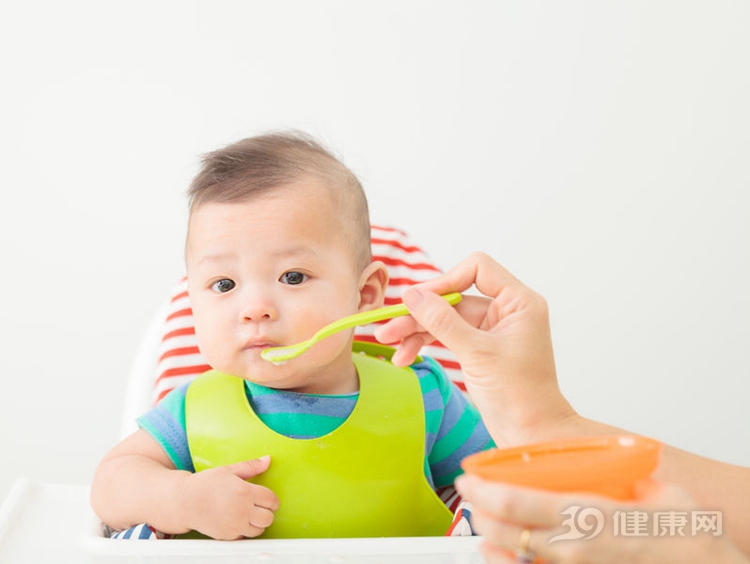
[{"x1": 357, "y1": 261, "x2": 388, "y2": 312}]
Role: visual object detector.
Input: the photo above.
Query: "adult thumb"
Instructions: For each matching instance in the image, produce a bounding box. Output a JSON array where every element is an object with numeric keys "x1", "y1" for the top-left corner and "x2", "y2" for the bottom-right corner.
[
  {"x1": 402, "y1": 288, "x2": 475, "y2": 354},
  {"x1": 226, "y1": 455, "x2": 271, "y2": 480}
]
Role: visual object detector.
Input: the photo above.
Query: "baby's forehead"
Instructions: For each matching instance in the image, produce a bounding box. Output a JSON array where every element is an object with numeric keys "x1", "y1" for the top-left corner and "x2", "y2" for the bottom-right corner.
[
  {"x1": 186, "y1": 203, "x2": 357, "y2": 260},
  {"x1": 187, "y1": 175, "x2": 368, "y2": 262}
]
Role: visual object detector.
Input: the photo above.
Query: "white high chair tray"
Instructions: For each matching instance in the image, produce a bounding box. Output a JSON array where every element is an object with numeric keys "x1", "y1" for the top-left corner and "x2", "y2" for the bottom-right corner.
[{"x1": 0, "y1": 479, "x2": 484, "y2": 563}]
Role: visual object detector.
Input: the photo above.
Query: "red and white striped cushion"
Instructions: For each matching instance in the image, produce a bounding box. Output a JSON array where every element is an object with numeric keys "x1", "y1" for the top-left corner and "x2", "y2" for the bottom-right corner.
[{"x1": 153, "y1": 225, "x2": 464, "y2": 404}]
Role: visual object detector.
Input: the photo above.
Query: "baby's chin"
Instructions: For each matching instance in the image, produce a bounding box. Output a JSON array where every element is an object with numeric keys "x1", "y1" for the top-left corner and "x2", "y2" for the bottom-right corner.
[
  {"x1": 221, "y1": 360, "x2": 298, "y2": 387},
  {"x1": 226, "y1": 363, "x2": 275, "y2": 381},
  {"x1": 220, "y1": 347, "x2": 353, "y2": 388}
]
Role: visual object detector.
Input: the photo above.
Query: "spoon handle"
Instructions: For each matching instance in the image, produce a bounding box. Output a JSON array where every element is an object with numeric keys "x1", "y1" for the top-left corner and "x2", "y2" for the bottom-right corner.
[{"x1": 314, "y1": 292, "x2": 462, "y2": 340}]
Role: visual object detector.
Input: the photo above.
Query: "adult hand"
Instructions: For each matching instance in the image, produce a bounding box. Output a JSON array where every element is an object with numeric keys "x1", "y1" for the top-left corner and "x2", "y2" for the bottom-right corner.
[
  {"x1": 375, "y1": 251, "x2": 750, "y2": 558},
  {"x1": 375, "y1": 252, "x2": 575, "y2": 446},
  {"x1": 455, "y1": 474, "x2": 748, "y2": 564}
]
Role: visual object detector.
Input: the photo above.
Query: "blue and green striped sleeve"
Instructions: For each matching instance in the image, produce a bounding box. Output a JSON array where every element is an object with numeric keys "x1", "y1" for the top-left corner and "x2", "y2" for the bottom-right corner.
[
  {"x1": 414, "y1": 357, "x2": 495, "y2": 488},
  {"x1": 136, "y1": 383, "x2": 195, "y2": 472}
]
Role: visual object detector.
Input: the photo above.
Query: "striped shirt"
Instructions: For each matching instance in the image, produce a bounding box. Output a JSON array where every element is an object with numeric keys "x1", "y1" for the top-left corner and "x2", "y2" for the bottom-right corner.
[{"x1": 138, "y1": 357, "x2": 494, "y2": 491}]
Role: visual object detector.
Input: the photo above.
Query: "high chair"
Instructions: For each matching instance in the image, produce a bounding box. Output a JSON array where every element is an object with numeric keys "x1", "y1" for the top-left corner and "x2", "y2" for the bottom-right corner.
[{"x1": 0, "y1": 226, "x2": 484, "y2": 563}]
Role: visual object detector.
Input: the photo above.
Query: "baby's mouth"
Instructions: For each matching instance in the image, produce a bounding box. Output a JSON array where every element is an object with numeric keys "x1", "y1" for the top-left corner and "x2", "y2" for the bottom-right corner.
[{"x1": 242, "y1": 340, "x2": 279, "y2": 351}]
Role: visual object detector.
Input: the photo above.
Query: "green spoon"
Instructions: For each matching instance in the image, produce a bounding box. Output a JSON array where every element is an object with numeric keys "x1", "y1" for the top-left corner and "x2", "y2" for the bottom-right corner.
[{"x1": 261, "y1": 292, "x2": 462, "y2": 364}]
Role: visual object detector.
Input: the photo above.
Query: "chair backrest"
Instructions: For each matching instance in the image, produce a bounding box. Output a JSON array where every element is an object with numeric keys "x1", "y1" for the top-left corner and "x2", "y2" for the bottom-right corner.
[{"x1": 119, "y1": 225, "x2": 465, "y2": 438}]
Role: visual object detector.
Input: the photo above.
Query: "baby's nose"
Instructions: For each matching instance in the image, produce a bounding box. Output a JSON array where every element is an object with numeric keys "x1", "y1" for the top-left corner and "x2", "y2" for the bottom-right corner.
[{"x1": 240, "y1": 297, "x2": 278, "y2": 322}]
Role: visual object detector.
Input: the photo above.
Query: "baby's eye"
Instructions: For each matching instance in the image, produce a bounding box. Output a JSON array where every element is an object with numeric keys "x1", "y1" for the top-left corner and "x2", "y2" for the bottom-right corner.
[
  {"x1": 279, "y1": 271, "x2": 308, "y2": 285},
  {"x1": 211, "y1": 279, "x2": 236, "y2": 293}
]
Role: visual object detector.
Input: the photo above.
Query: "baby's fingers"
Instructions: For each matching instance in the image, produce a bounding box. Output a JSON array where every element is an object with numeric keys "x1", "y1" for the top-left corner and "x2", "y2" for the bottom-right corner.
[
  {"x1": 234, "y1": 523, "x2": 267, "y2": 540},
  {"x1": 249, "y1": 505, "x2": 275, "y2": 529},
  {"x1": 250, "y1": 484, "x2": 280, "y2": 512},
  {"x1": 232, "y1": 500, "x2": 277, "y2": 539}
]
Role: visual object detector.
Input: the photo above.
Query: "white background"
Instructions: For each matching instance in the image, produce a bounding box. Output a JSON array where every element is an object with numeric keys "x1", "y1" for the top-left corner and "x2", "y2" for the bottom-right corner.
[{"x1": 1, "y1": 1, "x2": 748, "y2": 505}]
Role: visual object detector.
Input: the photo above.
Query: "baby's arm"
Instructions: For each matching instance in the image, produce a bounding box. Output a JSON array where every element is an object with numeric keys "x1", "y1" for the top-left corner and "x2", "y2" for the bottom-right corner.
[{"x1": 90, "y1": 429, "x2": 279, "y2": 540}]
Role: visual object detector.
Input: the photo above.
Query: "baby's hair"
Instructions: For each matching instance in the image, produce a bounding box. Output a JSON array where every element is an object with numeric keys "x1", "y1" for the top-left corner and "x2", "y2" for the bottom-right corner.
[{"x1": 188, "y1": 131, "x2": 372, "y2": 269}]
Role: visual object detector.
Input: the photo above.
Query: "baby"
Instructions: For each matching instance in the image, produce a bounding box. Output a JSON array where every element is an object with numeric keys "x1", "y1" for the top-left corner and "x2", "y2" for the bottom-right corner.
[{"x1": 90, "y1": 132, "x2": 493, "y2": 540}]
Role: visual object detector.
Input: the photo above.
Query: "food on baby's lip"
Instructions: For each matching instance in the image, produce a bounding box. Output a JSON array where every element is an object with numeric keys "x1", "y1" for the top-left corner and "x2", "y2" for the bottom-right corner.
[{"x1": 461, "y1": 435, "x2": 662, "y2": 501}]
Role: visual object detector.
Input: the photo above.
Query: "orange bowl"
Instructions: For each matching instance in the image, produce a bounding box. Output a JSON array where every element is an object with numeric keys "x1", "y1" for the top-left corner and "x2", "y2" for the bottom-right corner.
[{"x1": 461, "y1": 435, "x2": 662, "y2": 500}]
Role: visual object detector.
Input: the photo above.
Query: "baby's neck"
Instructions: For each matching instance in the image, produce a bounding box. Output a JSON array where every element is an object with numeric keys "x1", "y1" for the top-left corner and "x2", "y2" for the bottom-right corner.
[{"x1": 286, "y1": 360, "x2": 359, "y2": 396}]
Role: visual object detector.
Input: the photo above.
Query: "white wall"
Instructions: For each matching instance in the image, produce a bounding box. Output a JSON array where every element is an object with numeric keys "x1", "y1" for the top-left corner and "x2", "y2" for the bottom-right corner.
[{"x1": 1, "y1": 1, "x2": 748, "y2": 504}]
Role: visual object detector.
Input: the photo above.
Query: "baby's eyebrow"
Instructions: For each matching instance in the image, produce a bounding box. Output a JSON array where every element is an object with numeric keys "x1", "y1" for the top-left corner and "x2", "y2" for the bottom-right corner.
[
  {"x1": 191, "y1": 252, "x2": 236, "y2": 267},
  {"x1": 275, "y1": 245, "x2": 318, "y2": 259},
  {"x1": 190, "y1": 246, "x2": 318, "y2": 268}
]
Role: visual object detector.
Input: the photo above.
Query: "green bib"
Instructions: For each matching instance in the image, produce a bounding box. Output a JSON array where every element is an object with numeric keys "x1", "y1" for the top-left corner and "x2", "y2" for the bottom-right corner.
[{"x1": 185, "y1": 347, "x2": 453, "y2": 538}]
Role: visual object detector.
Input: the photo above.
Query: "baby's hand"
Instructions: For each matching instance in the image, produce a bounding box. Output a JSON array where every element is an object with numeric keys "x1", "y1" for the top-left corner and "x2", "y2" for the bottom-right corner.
[{"x1": 180, "y1": 455, "x2": 279, "y2": 540}]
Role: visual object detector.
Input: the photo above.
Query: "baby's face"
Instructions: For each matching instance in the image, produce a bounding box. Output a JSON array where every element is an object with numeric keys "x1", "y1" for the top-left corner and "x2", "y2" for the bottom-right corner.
[{"x1": 186, "y1": 179, "x2": 365, "y2": 394}]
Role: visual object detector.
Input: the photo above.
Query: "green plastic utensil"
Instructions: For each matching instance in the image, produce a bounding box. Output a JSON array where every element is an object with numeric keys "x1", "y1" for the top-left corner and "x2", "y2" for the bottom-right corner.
[{"x1": 261, "y1": 292, "x2": 462, "y2": 364}]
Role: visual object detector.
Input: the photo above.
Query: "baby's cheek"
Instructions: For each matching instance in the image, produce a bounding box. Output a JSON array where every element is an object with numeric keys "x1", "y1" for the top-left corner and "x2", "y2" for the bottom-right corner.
[
  {"x1": 312, "y1": 329, "x2": 355, "y2": 358},
  {"x1": 195, "y1": 328, "x2": 229, "y2": 369}
]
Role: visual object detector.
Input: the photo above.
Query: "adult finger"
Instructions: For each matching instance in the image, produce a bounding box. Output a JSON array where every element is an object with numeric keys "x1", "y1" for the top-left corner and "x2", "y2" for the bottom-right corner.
[
  {"x1": 373, "y1": 314, "x2": 424, "y2": 346},
  {"x1": 455, "y1": 475, "x2": 575, "y2": 529},
  {"x1": 389, "y1": 333, "x2": 432, "y2": 367},
  {"x1": 478, "y1": 541, "x2": 518, "y2": 564},
  {"x1": 377, "y1": 295, "x2": 491, "y2": 343},
  {"x1": 417, "y1": 252, "x2": 528, "y2": 303},
  {"x1": 400, "y1": 287, "x2": 481, "y2": 357},
  {"x1": 472, "y1": 513, "x2": 588, "y2": 564},
  {"x1": 470, "y1": 514, "x2": 552, "y2": 563}
]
